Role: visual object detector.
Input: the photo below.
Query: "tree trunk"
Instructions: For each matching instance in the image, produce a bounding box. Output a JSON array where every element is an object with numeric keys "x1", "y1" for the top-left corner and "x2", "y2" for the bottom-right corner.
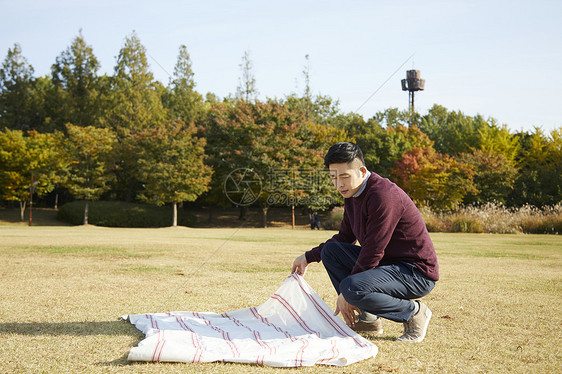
[
  {"x1": 19, "y1": 201, "x2": 26, "y2": 221},
  {"x1": 262, "y1": 205, "x2": 268, "y2": 228},
  {"x1": 207, "y1": 207, "x2": 214, "y2": 223},
  {"x1": 238, "y1": 206, "x2": 247, "y2": 220},
  {"x1": 83, "y1": 201, "x2": 89, "y2": 225},
  {"x1": 126, "y1": 186, "x2": 133, "y2": 203},
  {"x1": 172, "y1": 202, "x2": 178, "y2": 227},
  {"x1": 291, "y1": 203, "x2": 295, "y2": 229}
]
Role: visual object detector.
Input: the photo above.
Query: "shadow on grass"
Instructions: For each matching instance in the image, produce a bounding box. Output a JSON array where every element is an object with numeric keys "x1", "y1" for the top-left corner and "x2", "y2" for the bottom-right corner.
[
  {"x1": 0, "y1": 319, "x2": 143, "y2": 337},
  {"x1": 0, "y1": 208, "x2": 71, "y2": 226},
  {"x1": 361, "y1": 333, "x2": 399, "y2": 342},
  {"x1": 99, "y1": 352, "x2": 133, "y2": 367},
  {"x1": 1, "y1": 320, "x2": 144, "y2": 367}
]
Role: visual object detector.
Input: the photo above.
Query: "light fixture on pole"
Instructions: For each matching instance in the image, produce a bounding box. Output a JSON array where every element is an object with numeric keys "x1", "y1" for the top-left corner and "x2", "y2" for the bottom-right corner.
[{"x1": 401, "y1": 70, "x2": 425, "y2": 125}]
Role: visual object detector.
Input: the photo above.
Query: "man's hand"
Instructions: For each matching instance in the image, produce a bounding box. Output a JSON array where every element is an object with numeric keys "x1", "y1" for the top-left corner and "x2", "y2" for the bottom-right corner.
[
  {"x1": 291, "y1": 254, "x2": 308, "y2": 276},
  {"x1": 334, "y1": 293, "x2": 359, "y2": 328}
]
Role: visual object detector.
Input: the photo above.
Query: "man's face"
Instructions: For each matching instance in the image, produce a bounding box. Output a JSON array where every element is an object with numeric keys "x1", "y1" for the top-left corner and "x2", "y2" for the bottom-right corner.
[{"x1": 329, "y1": 160, "x2": 368, "y2": 199}]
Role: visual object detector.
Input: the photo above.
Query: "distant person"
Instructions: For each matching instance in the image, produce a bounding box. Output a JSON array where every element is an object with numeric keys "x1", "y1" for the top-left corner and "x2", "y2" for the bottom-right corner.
[
  {"x1": 310, "y1": 211, "x2": 320, "y2": 230},
  {"x1": 292, "y1": 142, "x2": 439, "y2": 342}
]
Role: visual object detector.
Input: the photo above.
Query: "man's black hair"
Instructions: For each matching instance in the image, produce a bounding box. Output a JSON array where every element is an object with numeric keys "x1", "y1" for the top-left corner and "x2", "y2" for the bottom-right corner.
[{"x1": 324, "y1": 142, "x2": 365, "y2": 168}]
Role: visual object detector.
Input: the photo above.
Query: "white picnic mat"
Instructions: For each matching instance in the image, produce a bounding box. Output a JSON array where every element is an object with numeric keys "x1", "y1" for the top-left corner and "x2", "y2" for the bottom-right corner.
[{"x1": 122, "y1": 274, "x2": 377, "y2": 367}]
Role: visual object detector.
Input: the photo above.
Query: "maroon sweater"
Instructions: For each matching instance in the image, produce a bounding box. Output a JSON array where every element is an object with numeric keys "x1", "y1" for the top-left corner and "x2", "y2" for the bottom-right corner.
[{"x1": 305, "y1": 173, "x2": 439, "y2": 281}]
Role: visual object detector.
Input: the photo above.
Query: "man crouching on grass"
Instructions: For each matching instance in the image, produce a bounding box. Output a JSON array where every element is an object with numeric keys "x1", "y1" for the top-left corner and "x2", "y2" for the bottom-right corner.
[{"x1": 292, "y1": 142, "x2": 439, "y2": 342}]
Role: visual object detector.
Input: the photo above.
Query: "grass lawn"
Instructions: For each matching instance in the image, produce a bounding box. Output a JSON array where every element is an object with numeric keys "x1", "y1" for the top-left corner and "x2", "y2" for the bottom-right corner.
[{"x1": 0, "y1": 225, "x2": 560, "y2": 373}]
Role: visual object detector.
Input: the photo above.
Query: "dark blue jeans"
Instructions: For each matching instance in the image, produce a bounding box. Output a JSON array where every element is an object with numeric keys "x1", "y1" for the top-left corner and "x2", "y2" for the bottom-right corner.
[{"x1": 321, "y1": 242, "x2": 436, "y2": 322}]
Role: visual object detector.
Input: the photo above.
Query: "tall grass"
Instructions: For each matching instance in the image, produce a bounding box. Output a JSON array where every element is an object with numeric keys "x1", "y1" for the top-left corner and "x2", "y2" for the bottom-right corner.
[
  {"x1": 420, "y1": 202, "x2": 562, "y2": 234},
  {"x1": 321, "y1": 203, "x2": 561, "y2": 234}
]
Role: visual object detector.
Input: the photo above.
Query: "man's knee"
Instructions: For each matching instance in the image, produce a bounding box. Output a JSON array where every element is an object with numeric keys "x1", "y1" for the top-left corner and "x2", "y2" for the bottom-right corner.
[
  {"x1": 339, "y1": 276, "x2": 363, "y2": 305},
  {"x1": 339, "y1": 275, "x2": 385, "y2": 308},
  {"x1": 320, "y1": 242, "x2": 340, "y2": 264}
]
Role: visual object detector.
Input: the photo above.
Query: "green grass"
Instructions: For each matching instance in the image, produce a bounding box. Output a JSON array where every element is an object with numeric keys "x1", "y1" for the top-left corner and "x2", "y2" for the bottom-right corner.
[{"x1": 0, "y1": 226, "x2": 560, "y2": 373}]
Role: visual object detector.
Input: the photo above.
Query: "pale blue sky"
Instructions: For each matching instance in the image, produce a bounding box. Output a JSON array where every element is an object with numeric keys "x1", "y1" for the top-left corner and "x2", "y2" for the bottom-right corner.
[{"x1": 1, "y1": 0, "x2": 561, "y2": 132}]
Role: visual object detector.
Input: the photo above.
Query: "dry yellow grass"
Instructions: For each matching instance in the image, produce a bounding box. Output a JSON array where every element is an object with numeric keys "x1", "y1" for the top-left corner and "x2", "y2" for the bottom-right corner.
[{"x1": 0, "y1": 225, "x2": 560, "y2": 373}]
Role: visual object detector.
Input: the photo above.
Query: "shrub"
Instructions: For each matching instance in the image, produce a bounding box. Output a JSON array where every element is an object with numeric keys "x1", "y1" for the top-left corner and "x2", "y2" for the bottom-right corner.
[
  {"x1": 322, "y1": 207, "x2": 344, "y2": 230},
  {"x1": 420, "y1": 202, "x2": 561, "y2": 234},
  {"x1": 458, "y1": 203, "x2": 519, "y2": 234},
  {"x1": 518, "y1": 204, "x2": 562, "y2": 234},
  {"x1": 57, "y1": 200, "x2": 196, "y2": 227},
  {"x1": 450, "y1": 215, "x2": 484, "y2": 233},
  {"x1": 419, "y1": 206, "x2": 450, "y2": 232}
]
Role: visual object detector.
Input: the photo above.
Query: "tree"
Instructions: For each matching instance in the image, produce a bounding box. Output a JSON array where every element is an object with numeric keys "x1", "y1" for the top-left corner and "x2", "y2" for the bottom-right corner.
[
  {"x1": 296, "y1": 121, "x2": 348, "y2": 212},
  {"x1": 285, "y1": 92, "x2": 345, "y2": 131},
  {"x1": 27, "y1": 75, "x2": 58, "y2": 133},
  {"x1": 458, "y1": 149, "x2": 518, "y2": 205},
  {"x1": 236, "y1": 50, "x2": 258, "y2": 101},
  {"x1": 371, "y1": 108, "x2": 411, "y2": 128},
  {"x1": 0, "y1": 129, "x2": 67, "y2": 220},
  {"x1": 108, "y1": 31, "x2": 167, "y2": 201},
  {"x1": 203, "y1": 99, "x2": 321, "y2": 226},
  {"x1": 301, "y1": 54, "x2": 312, "y2": 120},
  {"x1": 164, "y1": 45, "x2": 204, "y2": 123},
  {"x1": 63, "y1": 123, "x2": 116, "y2": 224},
  {"x1": 509, "y1": 127, "x2": 562, "y2": 207},
  {"x1": 0, "y1": 44, "x2": 37, "y2": 131},
  {"x1": 477, "y1": 120, "x2": 520, "y2": 163},
  {"x1": 391, "y1": 147, "x2": 477, "y2": 211},
  {"x1": 419, "y1": 105, "x2": 484, "y2": 155},
  {"x1": 51, "y1": 30, "x2": 103, "y2": 128},
  {"x1": 133, "y1": 119, "x2": 212, "y2": 226},
  {"x1": 109, "y1": 31, "x2": 166, "y2": 135},
  {"x1": 348, "y1": 116, "x2": 433, "y2": 178}
]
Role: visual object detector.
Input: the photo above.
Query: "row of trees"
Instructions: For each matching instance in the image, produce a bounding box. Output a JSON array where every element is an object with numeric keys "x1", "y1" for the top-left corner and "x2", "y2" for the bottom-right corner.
[
  {"x1": 1, "y1": 31, "x2": 561, "y2": 226},
  {"x1": 349, "y1": 107, "x2": 561, "y2": 210}
]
